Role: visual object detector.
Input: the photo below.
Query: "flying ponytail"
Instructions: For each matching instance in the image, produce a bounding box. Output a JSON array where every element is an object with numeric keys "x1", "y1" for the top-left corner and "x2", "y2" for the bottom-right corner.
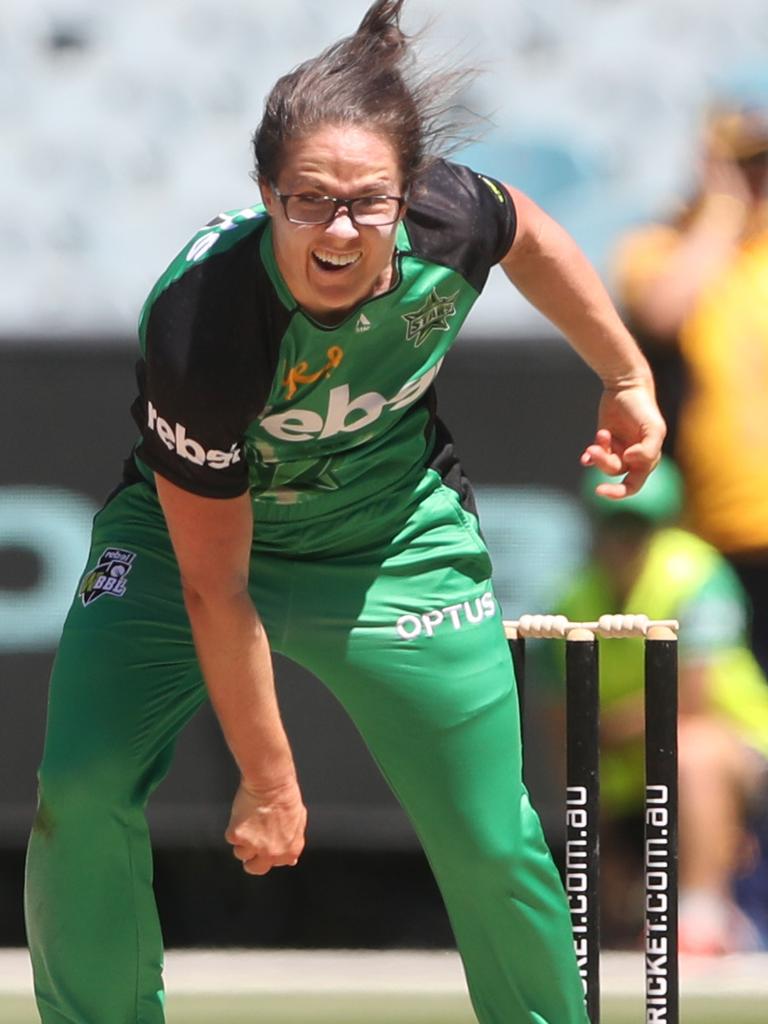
[
  {"x1": 354, "y1": 0, "x2": 408, "y2": 58},
  {"x1": 253, "y1": 0, "x2": 477, "y2": 189}
]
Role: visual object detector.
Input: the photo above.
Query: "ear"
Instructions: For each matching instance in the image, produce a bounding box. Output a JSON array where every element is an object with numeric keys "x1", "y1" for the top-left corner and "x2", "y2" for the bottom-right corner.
[
  {"x1": 398, "y1": 179, "x2": 415, "y2": 220},
  {"x1": 259, "y1": 177, "x2": 277, "y2": 216}
]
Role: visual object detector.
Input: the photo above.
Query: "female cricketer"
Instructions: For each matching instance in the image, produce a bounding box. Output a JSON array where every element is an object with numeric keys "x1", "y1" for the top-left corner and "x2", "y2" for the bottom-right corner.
[{"x1": 25, "y1": 2, "x2": 665, "y2": 1021}]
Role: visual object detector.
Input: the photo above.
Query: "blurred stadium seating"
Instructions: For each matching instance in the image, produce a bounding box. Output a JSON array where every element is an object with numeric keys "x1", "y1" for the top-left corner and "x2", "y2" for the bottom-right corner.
[{"x1": 4, "y1": 0, "x2": 768, "y2": 339}]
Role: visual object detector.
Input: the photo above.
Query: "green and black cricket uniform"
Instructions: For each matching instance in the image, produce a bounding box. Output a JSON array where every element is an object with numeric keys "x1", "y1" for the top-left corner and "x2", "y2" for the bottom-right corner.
[{"x1": 26, "y1": 160, "x2": 588, "y2": 1024}]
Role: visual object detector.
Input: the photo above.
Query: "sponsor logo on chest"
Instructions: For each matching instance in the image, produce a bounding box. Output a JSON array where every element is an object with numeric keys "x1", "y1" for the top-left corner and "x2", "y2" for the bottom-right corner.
[
  {"x1": 283, "y1": 346, "x2": 345, "y2": 400},
  {"x1": 261, "y1": 358, "x2": 443, "y2": 442}
]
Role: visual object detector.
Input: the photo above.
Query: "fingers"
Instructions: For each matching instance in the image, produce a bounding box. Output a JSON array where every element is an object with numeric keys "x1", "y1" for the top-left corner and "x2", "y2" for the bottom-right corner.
[
  {"x1": 622, "y1": 408, "x2": 666, "y2": 463},
  {"x1": 231, "y1": 839, "x2": 303, "y2": 872},
  {"x1": 582, "y1": 382, "x2": 666, "y2": 500},
  {"x1": 231, "y1": 836, "x2": 305, "y2": 875},
  {"x1": 581, "y1": 429, "x2": 660, "y2": 499},
  {"x1": 237, "y1": 851, "x2": 300, "y2": 876},
  {"x1": 617, "y1": 444, "x2": 660, "y2": 496},
  {"x1": 580, "y1": 429, "x2": 626, "y2": 475},
  {"x1": 593, "y1": 469, "x2": 645, "y2": 500}
]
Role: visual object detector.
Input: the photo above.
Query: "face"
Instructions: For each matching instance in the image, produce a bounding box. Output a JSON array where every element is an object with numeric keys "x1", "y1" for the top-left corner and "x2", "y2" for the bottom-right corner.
[
  {"x1": 594, "y1": 519, "x2": 653, "y2": 597},
  {"x1": 260, "y1": 124, "x2": 406, "y2": 323}
]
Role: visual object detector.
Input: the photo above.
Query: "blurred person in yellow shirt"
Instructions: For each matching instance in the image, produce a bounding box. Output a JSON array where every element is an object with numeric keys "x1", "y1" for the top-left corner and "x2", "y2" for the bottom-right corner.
[{"x1": 614, "y1": 83, "x2": 768, "y2": 678}]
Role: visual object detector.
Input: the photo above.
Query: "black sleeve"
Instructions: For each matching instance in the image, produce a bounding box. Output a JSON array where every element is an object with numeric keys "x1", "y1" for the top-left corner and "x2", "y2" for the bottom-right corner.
[
  {"x1": 404, "y1": 159, "x2": 517, "y2": 291},
  {"x1": 132, "y1": 231, "x2": 285, "y2": 498}
]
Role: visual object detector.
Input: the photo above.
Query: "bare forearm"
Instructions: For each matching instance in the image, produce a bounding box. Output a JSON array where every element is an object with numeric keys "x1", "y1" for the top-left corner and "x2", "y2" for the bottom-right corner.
[
  {"x1": 504, "y1": 211, "x2": 652, "y2": 388},
  {"x1": 154, "y1": 478, "x2": 306, "y2": 873},
  {"x1": 501, "y1": 188, "x2": 665, "y2": 493},
  {"x1": 184, "y1": 588, "x2": 297, "y2": 787}
]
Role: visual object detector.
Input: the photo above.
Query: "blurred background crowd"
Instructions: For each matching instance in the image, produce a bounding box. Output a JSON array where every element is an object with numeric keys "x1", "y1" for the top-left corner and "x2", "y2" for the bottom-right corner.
[{"x1": 3, "y1": 0, "x2": 768, "y2": 955}]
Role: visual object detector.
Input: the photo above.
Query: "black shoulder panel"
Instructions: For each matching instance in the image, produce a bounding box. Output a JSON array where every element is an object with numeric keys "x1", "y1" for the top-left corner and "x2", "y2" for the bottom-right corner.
[
  {"x1": 403, "y1": 160, "x2": 517, "y2": 292},
  {"x1": 132, "y1": 225, "x2": 292, "y2": 497}
]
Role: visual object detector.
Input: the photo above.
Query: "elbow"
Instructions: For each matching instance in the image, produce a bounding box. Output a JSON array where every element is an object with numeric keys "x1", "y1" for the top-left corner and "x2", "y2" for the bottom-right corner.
[{"x1": 179, "y1": 571, "x2": 250, "y2": 615}]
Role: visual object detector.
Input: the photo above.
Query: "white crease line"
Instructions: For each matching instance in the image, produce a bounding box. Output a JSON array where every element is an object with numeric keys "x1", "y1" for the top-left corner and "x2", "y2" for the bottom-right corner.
[{"x1": 1, "y1": 949, "x2": 767, "y2": 997}]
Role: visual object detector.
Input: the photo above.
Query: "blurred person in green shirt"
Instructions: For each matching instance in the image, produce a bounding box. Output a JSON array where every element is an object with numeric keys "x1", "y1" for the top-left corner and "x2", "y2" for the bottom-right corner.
[{"x1": 545, "y1": 457, "x2": 768, "y2": 954}]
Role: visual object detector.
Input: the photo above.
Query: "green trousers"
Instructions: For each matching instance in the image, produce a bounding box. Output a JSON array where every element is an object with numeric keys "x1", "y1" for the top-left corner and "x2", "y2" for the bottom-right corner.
[{"x1": 25, "y1": 472, "x2": 587, "y2": 1023}]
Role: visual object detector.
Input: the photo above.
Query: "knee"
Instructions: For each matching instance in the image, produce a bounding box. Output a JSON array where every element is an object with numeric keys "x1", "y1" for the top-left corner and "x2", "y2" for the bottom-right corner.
[
  {"x1": 34, "y1": 751, "x2": 132, "y2": 835},
  {"x1": 439, "y1": 850, "x2": 520, "y2": 912},
  {"x1": 434, "y1": 819, "x2": 533, "y2": 902}
]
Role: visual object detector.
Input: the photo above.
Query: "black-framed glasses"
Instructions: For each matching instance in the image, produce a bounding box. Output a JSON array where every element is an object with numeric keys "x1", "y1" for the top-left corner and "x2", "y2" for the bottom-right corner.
[{"x1": 271, "y1": 186, "x2": 407, "y2": 226}]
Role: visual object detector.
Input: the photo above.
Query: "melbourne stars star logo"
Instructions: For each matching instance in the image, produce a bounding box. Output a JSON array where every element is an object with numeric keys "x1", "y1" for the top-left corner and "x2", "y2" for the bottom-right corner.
[{"x1": 402, "y1": 288, "x2": 460, "y2": 348}]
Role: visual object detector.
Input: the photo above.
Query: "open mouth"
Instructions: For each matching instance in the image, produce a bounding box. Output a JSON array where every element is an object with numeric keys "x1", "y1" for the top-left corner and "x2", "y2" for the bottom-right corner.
[{"x1": 312, "y1": 249, "x2": 362, "y2": 273}]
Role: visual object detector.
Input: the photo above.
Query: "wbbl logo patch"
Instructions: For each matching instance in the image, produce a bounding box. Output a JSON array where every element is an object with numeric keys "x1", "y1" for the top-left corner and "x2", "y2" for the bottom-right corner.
[{"x1": 80, "y1": 548, "x2": 136, "y2": 606}]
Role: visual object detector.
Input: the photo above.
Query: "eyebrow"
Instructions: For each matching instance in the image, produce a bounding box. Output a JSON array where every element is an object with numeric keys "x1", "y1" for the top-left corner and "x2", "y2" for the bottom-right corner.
[{"x1": 290, "y1": 177, "x2": 394, "y2": 194}]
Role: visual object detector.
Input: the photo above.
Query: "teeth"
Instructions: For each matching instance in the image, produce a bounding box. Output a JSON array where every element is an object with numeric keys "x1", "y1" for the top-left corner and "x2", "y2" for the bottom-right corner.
[{"x1": 314, "y1": 250, "x2": 362, "y2": 267}]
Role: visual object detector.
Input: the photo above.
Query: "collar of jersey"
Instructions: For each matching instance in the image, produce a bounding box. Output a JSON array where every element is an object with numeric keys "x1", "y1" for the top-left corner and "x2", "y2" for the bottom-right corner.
[{"x1": 259, "y1": 219, "x2": 411, "y2": 329}]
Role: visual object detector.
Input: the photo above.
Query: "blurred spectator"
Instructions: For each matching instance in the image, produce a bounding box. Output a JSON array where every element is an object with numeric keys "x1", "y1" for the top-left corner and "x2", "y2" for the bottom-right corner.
[
  {"x1": 547, "y1": 458, "x2": 768, "y2": 954},
  {"x1": 614, "y1": 83, "x2": 768, "y2": 678}
]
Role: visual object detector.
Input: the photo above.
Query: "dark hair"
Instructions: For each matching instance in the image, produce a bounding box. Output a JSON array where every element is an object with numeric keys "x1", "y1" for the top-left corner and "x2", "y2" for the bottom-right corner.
[{"x1": 252, "y1": 0, "x2": 477, "y2": 190}]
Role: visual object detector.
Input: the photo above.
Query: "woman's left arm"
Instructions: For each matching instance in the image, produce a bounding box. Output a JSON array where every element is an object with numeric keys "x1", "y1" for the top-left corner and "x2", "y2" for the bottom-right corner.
[{"x1": 500, "y1": 185, "x2": 666, "y2": 499}]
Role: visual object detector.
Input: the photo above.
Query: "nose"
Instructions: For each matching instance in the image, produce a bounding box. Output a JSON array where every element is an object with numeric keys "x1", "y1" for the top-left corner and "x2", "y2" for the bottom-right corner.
[{"x1": 324, "y1": 208, "x2": 359, "y2": 240}]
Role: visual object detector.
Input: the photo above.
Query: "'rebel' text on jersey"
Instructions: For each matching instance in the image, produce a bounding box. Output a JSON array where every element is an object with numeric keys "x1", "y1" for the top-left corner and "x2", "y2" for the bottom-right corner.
[
  {"x1": 128, "y1": 160, "x2": 516, "y2": 518},
  {"x1": 146, "y1": 401, "x2": 243, "y2": 468}
]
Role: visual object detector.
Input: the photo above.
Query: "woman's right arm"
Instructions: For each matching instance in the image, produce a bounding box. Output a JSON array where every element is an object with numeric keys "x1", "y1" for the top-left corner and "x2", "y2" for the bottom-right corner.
[{"x1": 155, "y1": 474, "x2": 306, "y2": 876}]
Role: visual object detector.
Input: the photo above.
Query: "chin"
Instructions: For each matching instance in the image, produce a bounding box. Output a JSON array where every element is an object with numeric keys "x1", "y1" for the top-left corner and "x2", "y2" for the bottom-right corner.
[{"x1": 311, "y1": 277, "x2": 370, "y2": 307}]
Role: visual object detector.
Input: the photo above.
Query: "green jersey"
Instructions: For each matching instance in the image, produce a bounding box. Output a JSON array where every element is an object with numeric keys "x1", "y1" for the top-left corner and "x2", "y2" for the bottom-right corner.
[{"x1": 128, "y1": 160, "x2": 516, "y2": 521}]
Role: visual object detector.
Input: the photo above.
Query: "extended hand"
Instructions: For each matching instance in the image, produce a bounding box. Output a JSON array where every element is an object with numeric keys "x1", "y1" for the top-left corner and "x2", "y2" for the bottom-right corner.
[
  {"x1": 225, "y1": 778, "x2": 307, "y2": 876},
  {"x1": 580, "y1": 383, "x2": 666, "y2": 498}
]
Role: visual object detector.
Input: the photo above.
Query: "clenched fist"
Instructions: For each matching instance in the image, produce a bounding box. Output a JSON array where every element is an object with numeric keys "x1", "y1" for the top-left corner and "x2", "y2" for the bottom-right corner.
[{"x1": 225, "y1": 778, "x2": 307, "y2": 876}]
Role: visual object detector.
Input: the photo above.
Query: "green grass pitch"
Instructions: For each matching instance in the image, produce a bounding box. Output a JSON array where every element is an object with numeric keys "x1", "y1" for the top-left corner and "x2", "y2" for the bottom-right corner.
[{"x1": 3, "y1": 992, "x2": 767, "y2": 1023}]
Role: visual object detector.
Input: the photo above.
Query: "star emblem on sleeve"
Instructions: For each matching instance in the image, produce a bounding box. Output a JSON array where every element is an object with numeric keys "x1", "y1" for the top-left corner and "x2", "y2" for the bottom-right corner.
[{"x1": 402, "y1": 288, "x2": 460, "y2": 348}]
